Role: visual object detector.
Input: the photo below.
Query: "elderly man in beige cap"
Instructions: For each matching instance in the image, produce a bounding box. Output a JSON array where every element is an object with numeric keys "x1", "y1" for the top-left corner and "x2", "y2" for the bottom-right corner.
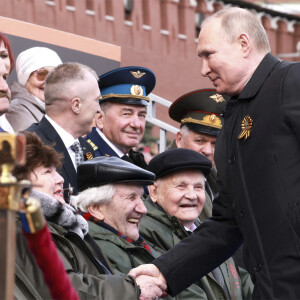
[{"x1": 6, "y1": 47, "x2": 62, "y2": 131}]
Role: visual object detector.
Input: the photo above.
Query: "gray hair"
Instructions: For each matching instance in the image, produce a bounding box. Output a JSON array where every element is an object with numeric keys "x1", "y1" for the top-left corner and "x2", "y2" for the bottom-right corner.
[
  {"x1": 44, "y1": 62, "x2": 98, "y2": 106},
  {"x1": 203, "y1": 7, "x2": 270, "y2": 54},
  {"x1": 71, "y1": 184, "x2": 115, "y2": 212}
]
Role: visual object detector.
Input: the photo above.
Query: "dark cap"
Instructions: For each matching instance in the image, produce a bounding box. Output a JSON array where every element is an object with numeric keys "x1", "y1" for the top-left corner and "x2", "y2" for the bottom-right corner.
[
  {"x1": 98, "y1": 66, "x2": 156, "y2": 106},
  {"x1": 148, "y1": 148, "x2": 212, "y2": 179},
  {"x1": 77, "y1": 156, "x2": 155, "y2": 191},
  {"x1": 169, "y1": 89, "x2": 227, "y2": 136}
]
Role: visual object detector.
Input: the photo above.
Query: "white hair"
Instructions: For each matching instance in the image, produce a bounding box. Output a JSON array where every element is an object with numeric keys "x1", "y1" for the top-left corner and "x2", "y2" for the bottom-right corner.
[{"x1": 71, "y1": 184, "x2": 115, "y2": 212}]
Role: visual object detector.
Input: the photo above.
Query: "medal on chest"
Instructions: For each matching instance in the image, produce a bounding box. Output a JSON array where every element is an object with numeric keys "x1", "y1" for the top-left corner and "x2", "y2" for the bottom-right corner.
[{"x1": 238, "y1": 116, "x2": 253, "y2": 141}]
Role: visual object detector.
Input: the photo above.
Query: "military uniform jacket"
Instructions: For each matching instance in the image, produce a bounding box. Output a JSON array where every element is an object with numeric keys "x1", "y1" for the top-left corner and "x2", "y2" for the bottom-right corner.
[
  {"x1": 86, "y1": 127, "x2": 148, "y2": 169},
  {"x1": 88, "y1": 220, "x2": 209, "y2": 300},
  {"x1": 153, "y1": 54, "x2": 300, "y2": 299},
  {"x1": 15, "y1": 218, "x2": 140, "y2": 300},
  {"x1": 140, "y1": 198, "x2": 253, "y2": 300},
  {"x1": 26, "y1": 116, "x2": 94, "y2": 198}
]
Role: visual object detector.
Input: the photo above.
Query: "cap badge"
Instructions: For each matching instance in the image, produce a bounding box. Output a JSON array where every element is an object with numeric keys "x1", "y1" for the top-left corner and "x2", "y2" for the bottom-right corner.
[
  {"x1": 130, "y1": 70, "x2": 146, "y2": 78},
  {"x1": 210, "y1": 94, "x2": 225, "y2": 103},
  {"x1": 131, "y1": 85, "x2": 144, "y2": 96},
  {"x1": 238, "y1": 116, "x2": 253, "y2": 141}
]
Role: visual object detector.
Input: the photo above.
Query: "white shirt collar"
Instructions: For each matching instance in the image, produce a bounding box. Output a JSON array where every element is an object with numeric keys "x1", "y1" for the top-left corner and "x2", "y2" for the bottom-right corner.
[
  {"x1": 45, "y1": 115, "x2": 77, "y2": 148},
  {"x1": 96, "y1": 127, "x2": 125, "y2": 157},
  {"x1": 184, "y1": 223, "x2": 197, "y2": 232}
]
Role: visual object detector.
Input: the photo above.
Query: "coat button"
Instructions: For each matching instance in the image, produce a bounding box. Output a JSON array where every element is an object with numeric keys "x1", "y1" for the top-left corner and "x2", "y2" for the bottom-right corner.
[
  {"x1": 254, "y1": 264, "x2": 262, "y2": 271},
  {"x1": 229, "y1": 156, "x2": 236, "y2": 164},
  {"x1": 240, "y1": 210, "x2": 245, "y2": 217}
]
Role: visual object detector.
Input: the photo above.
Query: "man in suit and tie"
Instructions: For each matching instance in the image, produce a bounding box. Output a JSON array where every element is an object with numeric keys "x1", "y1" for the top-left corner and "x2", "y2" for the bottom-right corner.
[
  {"x1": 0, "y1": 58, "x2": 11, "y2": 131},
  {"x1": 27, "y1": 62, "x2": 100, "y2": 200},
  {"x1": 86, "y1": 66, "x2": 156, "y2": 169}
]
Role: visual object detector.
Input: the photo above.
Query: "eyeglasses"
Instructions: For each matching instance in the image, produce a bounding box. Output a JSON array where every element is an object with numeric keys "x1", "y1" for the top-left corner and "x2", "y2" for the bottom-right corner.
[{"x1": 31, "y1": 68, "x2": 51, "y2": 81}]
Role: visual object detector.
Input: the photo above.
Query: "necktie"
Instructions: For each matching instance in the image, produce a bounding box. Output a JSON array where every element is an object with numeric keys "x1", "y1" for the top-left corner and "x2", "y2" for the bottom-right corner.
[{"x1": 70, "y1": 141, "x2": 84, "y2": 167}]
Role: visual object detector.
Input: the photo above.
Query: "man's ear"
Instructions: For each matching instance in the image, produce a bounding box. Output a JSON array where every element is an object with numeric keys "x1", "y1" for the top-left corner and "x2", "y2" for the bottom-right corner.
[
  {"x1": 148, "y1": 183, "x2": 158, "y2": 203},
  {"x1": 88, "y1": 204, "x2": 105, "y2": 220},
  {"x1": 95, "y1": 110, "x2": 104, "y2": 130},
  {"x1": 71, "y1": 97, "x2": 81, "y2": 114},
  {"x1": 238, "y1": 33, "x2": 250, "y2": 57},
  {"x1": 176, "y1": 131, "x2": 183, "y2": 148}
]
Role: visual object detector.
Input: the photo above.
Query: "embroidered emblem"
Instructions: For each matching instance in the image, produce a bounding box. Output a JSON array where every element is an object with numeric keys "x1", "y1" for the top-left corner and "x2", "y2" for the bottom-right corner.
[
  {"x1": 130, "y1": 70, "x2": 146, "y2": 78},
  {"x1": 130, "y1": 85, "x2": 143, "y2": 96},
  {"x1": 238, "y1": 116, "x2": 253, "y2": 141},
  {"x1": 84, "y1": 152, "x2": 94, "y2": 160},
  {"x1": 181, "y1": 114, "x2": 222, "y2": 129},
  {"x1": 210, "y1": 93, "x2": 225, "y2": 103}
]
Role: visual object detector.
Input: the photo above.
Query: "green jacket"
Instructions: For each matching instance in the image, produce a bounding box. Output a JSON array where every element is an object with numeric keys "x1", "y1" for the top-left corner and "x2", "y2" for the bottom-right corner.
[
  {"x1": 15, "y1": 218, "x2": 140, "y2": 300},
  {"x1": 140, "y1": 198, "x2": 253, "y2": 300},
  {"x1": 88, "y1": 220, "x2": 210, "y2": 300}
]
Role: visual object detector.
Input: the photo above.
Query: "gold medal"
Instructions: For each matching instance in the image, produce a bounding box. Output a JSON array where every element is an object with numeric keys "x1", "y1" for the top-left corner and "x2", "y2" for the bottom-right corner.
[{"x1": 238, "y1": 116, "x2": 253, "y2": 141}]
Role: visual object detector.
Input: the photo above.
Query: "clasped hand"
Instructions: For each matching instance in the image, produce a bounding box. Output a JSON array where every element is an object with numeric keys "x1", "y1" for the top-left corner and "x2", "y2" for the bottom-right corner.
[{"x1": 129, "y1": 264, "x2": 167, "y2": 300}]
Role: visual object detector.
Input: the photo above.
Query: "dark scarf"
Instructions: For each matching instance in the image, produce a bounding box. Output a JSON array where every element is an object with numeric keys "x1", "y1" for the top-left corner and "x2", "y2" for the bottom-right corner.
[
  {"x1": 31, "y1": 190, "x2": 89, "y2": 239},
  {"x1": 82, "y1": 212, "x2": 152, "y2": 254}
]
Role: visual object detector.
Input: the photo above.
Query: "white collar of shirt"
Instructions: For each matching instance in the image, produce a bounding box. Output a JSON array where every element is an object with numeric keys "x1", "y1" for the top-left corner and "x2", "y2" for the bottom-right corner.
[
  {"x1": 33, "y1": 95, "x2": 46, "y2": 109},
  {"x1": 45, "y1": 115, "x2": 79, "y2": 169},
  {"x1": 96, "y1": 127, "x2": 125, "y2": 157},
  {"x1": 0, "y1": 115, "x2": 14, "y2": 133},
  {"x1": 184, "y1": 223, "x2": 197, "y2": 232}
]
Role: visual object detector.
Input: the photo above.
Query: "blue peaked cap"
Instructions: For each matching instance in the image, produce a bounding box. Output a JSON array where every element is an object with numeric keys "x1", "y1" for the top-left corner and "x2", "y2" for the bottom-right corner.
[{"x1": 98, "y1": 66, "x2": 156, "y2": 106}]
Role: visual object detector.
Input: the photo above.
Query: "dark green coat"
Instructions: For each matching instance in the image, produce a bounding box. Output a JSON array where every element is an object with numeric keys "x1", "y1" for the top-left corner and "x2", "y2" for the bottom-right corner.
[
  {"x1": 15, "y1": 218, "x2": 140, "y2": 300},
  {"x1": 140, "y1": 198, "x2": 253, "y2": 300},
  {"x1": 88, "y1": 220, "x2": 210, "y2": 300}
]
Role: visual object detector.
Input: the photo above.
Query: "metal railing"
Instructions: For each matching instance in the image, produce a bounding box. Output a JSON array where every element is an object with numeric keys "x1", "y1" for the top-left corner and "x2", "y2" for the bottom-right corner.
[{"x1": 147, "y1": 93, "x2": 179, "y2": 153}]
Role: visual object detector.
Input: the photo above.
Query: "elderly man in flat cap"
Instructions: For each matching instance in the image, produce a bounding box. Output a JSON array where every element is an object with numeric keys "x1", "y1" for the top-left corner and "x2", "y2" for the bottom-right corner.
[
  {"x1": 169, "y1": 89, "x2": 226, "y2": 212},
  {"x1": 86, "y1": 66, "x2": 156, "y2": 169},
  {"x1": 139, "y1": 148, "x2": 253, "y2": 300},
  {"x1": 72, "y1": 156, "x2": 209, "y2": 299}
]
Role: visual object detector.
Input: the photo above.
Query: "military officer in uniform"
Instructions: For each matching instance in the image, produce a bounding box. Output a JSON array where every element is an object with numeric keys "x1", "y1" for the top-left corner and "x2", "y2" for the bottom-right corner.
[{"x1": 86, "y1": 66, "x2": 156, "y2": 169}]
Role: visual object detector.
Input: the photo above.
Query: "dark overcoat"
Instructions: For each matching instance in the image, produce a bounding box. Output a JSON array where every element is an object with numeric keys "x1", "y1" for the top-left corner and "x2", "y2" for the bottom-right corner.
[{"x1": 154, "y1": 54, "x2": 300, "y2": 299}]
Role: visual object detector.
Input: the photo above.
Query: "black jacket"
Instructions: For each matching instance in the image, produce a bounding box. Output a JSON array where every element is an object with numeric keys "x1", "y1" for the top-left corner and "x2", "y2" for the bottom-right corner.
[
  {"x1": 26, "y1": 116, "x2": 94, "y2": 198},
  {"x1": 154, "y1": 54, "x2": 300, "y2": 299}
]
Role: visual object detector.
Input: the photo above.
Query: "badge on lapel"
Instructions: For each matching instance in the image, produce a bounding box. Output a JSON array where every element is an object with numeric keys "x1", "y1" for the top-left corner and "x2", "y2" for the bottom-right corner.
[{"x1": 238, "y1": 116, "x2": 253, "y2": 141}]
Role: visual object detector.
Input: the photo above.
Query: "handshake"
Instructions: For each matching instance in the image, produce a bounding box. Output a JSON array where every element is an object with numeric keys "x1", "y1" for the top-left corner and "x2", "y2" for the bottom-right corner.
[{"x1": 129, "y1": 264, "x2": 168, "y2": 300}]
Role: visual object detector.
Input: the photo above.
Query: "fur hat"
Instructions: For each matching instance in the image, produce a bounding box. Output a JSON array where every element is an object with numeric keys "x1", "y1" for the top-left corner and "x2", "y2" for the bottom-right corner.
[{"x1": 16, "y1": 47, "x2": 62, "y2": 86}]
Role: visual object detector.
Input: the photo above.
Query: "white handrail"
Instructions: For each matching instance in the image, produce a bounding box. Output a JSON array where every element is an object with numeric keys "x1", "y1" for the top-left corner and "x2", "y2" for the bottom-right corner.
[{"x1": 147, "y1": 93, "x2": 179, "y2": 153}]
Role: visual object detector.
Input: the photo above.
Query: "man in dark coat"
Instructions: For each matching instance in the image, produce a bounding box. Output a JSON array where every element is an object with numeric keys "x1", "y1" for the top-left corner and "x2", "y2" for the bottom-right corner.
[
  {"x1": 86, "y1": 66, "x2": 156, "y2": 169},
  {"x1": 129, "y1": 7, "x2": 300, "y2": 299},
  {"x1": 27, "y1": 62, "x2": 99, "y2": 199}
]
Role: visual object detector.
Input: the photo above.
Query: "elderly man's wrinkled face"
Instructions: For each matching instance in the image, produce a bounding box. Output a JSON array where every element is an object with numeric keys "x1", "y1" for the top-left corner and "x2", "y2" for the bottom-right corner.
[
  {"x1": 150, "y1": 170, "x2": 205, "y2": 230},
  {"x1": 92, "y1": 183, "x2": 147, "y2": 241},
  {"x1": 98, "y1": 103, "x2": 146, "y2": 154},
  {"x1": 26, "y1": 66, "x2": 54, "y2": 102}
]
